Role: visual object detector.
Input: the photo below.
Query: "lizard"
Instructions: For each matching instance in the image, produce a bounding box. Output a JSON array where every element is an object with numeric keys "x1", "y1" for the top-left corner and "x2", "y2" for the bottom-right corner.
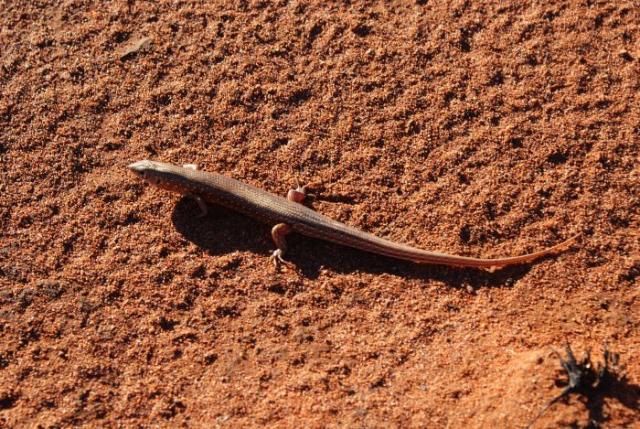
[{"x1": 128, "y1": 160, "x2": 578, "y2": 271}]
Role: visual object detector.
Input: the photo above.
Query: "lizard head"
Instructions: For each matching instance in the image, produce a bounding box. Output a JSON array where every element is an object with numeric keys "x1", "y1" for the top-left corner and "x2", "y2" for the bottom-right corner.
[{"x1": 128, "y1": 159, "x2": 191, "y2": 194}]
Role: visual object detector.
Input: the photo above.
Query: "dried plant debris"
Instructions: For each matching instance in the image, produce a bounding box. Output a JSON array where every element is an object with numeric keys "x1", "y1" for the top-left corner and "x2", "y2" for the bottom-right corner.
[
  {"x1": 119, "y1": 37, "x2": 152, "y2": 61},
  {"x1": 527, "y1": 343, "x2": 638, "y2": 429}
]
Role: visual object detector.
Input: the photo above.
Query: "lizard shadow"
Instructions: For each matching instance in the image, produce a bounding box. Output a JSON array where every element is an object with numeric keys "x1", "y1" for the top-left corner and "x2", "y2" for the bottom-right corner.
[
  {"x1": 171, "y1": 197, "x2": 275, "y2": 257},
  {"x1": 285, "y1": 237, "x2": 534, "y2": 289},
  {"x1": 171, "y1": 197, "x2": 538, "y2": 289}
]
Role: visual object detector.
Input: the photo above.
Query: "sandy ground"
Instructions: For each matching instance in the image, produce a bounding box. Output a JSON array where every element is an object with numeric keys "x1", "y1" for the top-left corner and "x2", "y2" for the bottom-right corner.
[{"x1": 1, "y1": 1, "x2": 639, "y2": 427}]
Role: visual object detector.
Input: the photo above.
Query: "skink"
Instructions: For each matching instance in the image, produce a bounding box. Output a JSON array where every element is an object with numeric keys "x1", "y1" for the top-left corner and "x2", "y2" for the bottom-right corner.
[{"x1": 128, "y1": 160, "x2": 577, "y2": 271}]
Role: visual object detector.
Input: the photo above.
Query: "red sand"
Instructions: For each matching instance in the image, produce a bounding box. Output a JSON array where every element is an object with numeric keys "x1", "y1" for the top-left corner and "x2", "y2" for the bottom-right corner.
[{"x1": 1, "y1": 1, "x2": 638, "y2": 427}]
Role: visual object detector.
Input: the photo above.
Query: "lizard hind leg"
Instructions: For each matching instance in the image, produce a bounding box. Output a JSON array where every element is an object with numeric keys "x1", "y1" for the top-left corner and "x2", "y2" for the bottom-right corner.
[
  {"x1": 287, "y1": 179, "x2": 315, "y2": 204},
  {"x1": 270, "y1": 223, "x2": 293, "y2": 268}
]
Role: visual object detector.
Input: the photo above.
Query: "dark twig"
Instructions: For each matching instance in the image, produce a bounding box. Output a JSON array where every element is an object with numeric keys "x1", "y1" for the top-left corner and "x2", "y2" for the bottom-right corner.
[{"x1": 526, "y1": 342, "x2": 630, "y2": 429}]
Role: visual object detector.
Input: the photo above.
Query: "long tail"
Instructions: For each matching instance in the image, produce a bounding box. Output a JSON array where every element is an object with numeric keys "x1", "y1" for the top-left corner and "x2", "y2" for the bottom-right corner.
[{"x1": 424, "y1": 233, "x2": 581, "y2": 272}]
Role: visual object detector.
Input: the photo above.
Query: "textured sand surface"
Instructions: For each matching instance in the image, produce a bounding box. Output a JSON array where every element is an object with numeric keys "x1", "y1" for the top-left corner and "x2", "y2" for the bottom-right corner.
[{"x1": 1, "y1": 1, "x2": 638, "y2": 427}]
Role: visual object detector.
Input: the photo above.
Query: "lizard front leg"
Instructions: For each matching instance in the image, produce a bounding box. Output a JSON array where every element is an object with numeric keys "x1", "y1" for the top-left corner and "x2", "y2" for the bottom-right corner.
[{"x1": 182, "y1": 163, "x2": 208, "y2": 217}]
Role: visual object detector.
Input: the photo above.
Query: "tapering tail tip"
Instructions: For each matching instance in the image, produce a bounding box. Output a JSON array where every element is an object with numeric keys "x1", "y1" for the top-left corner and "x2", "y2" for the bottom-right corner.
[
  {"x1": 559, "y1": 232, "x2": 581, "y2": 251},
  {"x1": 482, "y1": 232, "x2": 581, "y2": 273}
]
